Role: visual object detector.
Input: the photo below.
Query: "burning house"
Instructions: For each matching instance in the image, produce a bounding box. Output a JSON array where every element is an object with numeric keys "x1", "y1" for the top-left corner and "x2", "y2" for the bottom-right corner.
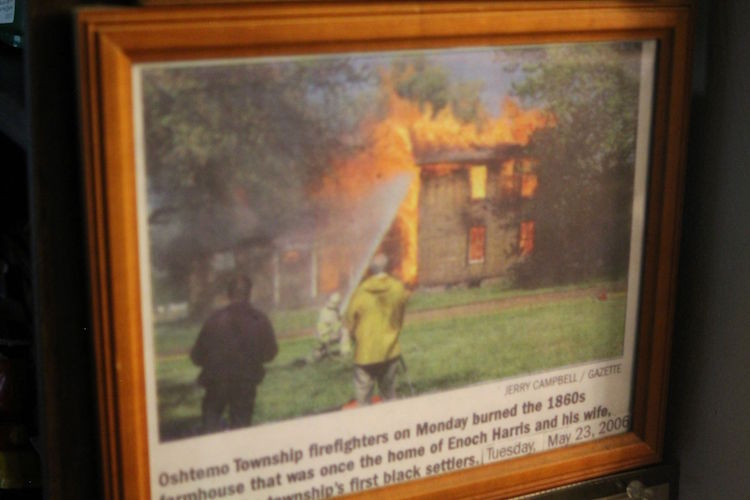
[
  {"x1": 415, "y1": 144, "x2": 537, "y2": 288},
  {"x1": 245, "y1": 144, "x2": 537, "y2": 310},
  {"x1": 183, "y1": 95, "x2": 550, "y2": 314}
]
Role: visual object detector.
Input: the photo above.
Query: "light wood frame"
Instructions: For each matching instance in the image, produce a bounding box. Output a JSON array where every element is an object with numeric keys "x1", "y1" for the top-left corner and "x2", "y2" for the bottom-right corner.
[{"x1": 77, "y1": 2, "x2": 693, "y2": 498}]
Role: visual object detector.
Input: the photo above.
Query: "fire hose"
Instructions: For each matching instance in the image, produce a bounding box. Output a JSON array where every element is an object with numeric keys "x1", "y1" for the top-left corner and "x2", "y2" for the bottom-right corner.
[{"x1": 399, "y1": 356, "x2": 416, "y2": 396}]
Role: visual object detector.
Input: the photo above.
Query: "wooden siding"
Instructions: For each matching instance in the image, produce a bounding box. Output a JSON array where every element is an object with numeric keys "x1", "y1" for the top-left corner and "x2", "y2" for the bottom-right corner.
[{"x1": 417, "y1": 163, "x2": 522, "y2": 286}]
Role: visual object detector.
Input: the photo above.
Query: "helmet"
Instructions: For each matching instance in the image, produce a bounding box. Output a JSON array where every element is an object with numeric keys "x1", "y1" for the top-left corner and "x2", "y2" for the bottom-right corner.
[{"x1": 327, "y1": 292, "x2": 342, "y2": 307}]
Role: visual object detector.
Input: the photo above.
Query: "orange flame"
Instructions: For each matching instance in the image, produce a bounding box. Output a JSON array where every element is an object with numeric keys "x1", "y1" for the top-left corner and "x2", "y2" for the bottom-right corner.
[
  {"x1": 411, "y1": 97, "x2": 552, "y2": 156},
  {"x1": 314, "y1": 70, "x2": 552, "y2": 286}
]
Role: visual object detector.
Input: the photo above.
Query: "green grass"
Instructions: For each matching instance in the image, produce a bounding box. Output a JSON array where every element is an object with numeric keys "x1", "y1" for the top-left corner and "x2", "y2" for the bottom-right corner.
[
  {"x1": 406, "y1": 279, "x2": 620, "y2": 312},
  {"x1": 153, "y1": 309, "x2": 318, "y2": 357},
  {"x1": 400, "y1": 296, "x2": 625, "y2": 392},
  {"x1": 155, "y1": 286, "x2": 626, "y2": 442},
  {"x1": 153, "y1": 281, "x2": 620, "y2": 355},
  {"x1": 268, "y1": 308, "x2": 318, "y2": 334}
]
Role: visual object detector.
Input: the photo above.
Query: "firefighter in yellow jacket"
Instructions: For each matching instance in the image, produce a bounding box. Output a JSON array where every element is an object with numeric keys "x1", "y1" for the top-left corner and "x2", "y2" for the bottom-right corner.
[{"x1": 343, "y1": 254, "x2": 410, "y2": 405}]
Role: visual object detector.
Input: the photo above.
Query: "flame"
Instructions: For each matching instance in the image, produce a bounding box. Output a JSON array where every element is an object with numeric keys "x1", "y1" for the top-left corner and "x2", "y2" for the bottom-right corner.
[
  {"x1": 519, "y1": 220, "x2": 535, "y2": 256},
  {"x1": 313, "y1": 89, "x2": 422, "y2": 284},
  {"x1": 469, "y1": 165, "x2": 487, "y2": 199},
  {"x1": 411, "y1": 97, "x2": 552, "y2": 155},
  {"x1": 313, "y1": 69, "x2": 552, "y2": 286},
  {"x1": 521, "y1": 173, "x2": 538, "y2": 198},
  {"x1": 421, "y1": 163, "x2": 462, "y2": 177},
  {"x1": 317, "y1": 246, "x2": 351, "y2": 294}
]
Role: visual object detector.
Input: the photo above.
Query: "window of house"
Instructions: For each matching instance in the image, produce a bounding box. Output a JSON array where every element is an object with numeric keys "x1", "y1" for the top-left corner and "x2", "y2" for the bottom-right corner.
[
  {"x1": 501, "y1": 160, "x2": 538, "y2": 199},
  {"x1": 499, "y1": 160, "x2": 519, "y2": 197},
  {"x1": 469, "y1": 165, "x2": 487, "y2": 200},
  {"x1": 521, "y1": 173, "x2": 538, "y2": 198},
  {"x1": 519, "y1": 220, "x2": 535, "y2": 256},
  {"x1": 468, "y1": 225, "x2": 486, "y2": 263}
]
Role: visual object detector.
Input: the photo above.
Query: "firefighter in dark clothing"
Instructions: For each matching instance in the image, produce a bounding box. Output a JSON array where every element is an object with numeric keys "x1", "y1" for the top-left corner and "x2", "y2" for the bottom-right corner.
[{"x1": 191, "y1": 275, "x2": 278, "y2": 432}]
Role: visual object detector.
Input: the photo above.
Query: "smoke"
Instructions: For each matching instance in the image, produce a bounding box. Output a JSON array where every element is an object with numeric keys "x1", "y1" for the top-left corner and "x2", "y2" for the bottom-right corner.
[{"x1": 318, "y1": 171, "x2": 415, "y2": 311}]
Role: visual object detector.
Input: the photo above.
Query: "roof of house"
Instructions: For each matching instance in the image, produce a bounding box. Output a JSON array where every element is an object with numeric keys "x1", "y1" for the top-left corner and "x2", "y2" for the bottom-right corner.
[{"x1": 414, "y1": 143, "x2": 525, "y2": 166}]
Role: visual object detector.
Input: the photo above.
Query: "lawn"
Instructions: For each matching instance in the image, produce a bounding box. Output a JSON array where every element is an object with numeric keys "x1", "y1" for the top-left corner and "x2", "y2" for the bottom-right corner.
[{"x1": 155, "y1": 285, "x2": 626, "y2": 442}]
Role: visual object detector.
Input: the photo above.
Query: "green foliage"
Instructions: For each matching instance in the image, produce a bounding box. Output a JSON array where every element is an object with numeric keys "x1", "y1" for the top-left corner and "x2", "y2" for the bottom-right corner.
[
  {"x1": 450, "y1": 80, "x2": 486, "y2": 124},
  {"x1": 143, "y1": 61, "x2": 373, "y2": 222},
  {"x1": 140, "y1": 59, "x2": 374, "y2": 308},
  {"x1": 508, "y1": 43, "x2": 643, "y2": 285},
  {"x1": 391, "y1": 56, "x2": 451, "y2": 115},
  {"x1": 390, "y1": 56, "x2": 484, "y2": 123}
]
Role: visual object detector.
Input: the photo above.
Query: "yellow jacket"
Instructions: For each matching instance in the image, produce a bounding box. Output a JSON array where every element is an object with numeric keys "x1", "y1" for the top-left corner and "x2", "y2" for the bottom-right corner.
[{"x1": 345, "y1": 274, "x2": 409, "y2": 365}]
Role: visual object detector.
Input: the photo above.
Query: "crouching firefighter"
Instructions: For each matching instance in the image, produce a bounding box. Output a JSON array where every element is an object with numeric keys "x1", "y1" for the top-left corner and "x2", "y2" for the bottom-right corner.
[{"x1": 309, "y1": 292, "x2": 344, "y2": 362}]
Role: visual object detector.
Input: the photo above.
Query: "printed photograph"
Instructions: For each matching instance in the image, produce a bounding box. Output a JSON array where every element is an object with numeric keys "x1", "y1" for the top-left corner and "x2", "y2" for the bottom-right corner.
[{"x1": 136, "y1": 41, "x2": 650, "y2": 442}]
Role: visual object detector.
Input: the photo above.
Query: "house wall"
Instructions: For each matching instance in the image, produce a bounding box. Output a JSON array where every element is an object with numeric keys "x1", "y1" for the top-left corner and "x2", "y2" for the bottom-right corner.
[{"x1": 417, "y1": 164, "x2": 520, "y2": 287}]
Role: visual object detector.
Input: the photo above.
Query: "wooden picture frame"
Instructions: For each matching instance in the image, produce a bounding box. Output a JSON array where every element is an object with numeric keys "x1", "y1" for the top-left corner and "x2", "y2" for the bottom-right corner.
[{"x1": 77, "y1": 2, "x2": 693, "y2": 498}]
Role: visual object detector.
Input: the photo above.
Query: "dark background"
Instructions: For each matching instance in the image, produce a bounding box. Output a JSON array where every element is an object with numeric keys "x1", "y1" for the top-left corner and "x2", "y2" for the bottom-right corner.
[
  {"x1": 664, "y1": 1, "x2": 750, "y2": 497},
  {"x1": 0, "y1": 0, "x2": 747, "y2": 497}
]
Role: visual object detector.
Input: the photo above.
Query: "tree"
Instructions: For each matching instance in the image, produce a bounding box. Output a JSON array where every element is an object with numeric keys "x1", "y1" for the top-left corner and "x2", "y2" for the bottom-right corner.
[
  {"x1": 391, "y1": 56, "x2": 450, "y2": 115},
  {"x1": 390, "y1": 56, "x2": 485, "y2": 124},
  {"x1": 507, "y1": 42, "x2": 643, "y2": 285},
  {"x1": 140, "y1": 59, "x2": 373, "y2": 312}
]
